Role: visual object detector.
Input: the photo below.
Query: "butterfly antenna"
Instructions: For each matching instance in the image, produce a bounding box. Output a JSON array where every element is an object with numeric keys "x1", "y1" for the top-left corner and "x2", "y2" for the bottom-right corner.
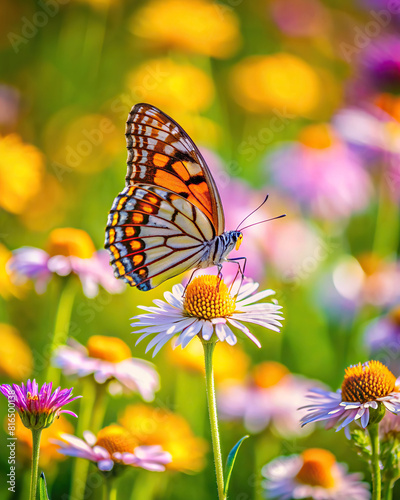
[
  {"x1": 236, "y1": 194, "x2": 269, "y2": 231},
  {"x1": 239, "y1": 213, "x2": 286, "y2": 232}
]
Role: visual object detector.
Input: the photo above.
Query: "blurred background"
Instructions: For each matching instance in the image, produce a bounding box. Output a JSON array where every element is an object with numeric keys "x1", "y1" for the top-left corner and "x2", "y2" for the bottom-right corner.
[{"x1": 1, "y1": 0, "x2": 400, "y2": 498}]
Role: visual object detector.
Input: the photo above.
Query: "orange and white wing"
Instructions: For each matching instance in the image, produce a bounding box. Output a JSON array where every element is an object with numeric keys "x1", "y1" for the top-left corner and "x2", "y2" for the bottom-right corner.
[
  {"x1": 125, "y1": 103, "x2": 225, "y2": 235},
  {"x1": 105, "y1": 185, "x2": 215, "y2": 291}
]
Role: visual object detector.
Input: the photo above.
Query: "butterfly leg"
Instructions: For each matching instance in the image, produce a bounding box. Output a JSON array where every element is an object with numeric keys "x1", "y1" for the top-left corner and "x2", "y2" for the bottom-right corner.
[
  {"x1": 227, "y1": 257, "x2": 247, "y2": 295},
  {"x1": 182, "y1": 267, "x2": 200, "y2": 297}
]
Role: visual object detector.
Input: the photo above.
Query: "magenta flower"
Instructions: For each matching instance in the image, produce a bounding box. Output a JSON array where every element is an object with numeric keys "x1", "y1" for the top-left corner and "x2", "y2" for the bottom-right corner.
[
  {"x1": 349, "y1": 36, "x2": 400, "y2": 99},
  {"x1": 0, "y1": 380, "x2": 80, "y2": 430},
  {"x1": 54, "y1": 428, "x2": 172, "y2": 472}
]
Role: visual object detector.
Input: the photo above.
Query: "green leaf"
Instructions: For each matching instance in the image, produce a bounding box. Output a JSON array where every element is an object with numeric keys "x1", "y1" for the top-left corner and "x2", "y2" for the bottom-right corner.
[
  {"x1": 224, "y1": 435, "x2": 249, "y2": 496},
  {"x1": 39, "y1": 472, "x2": 50, "y2": 500}
]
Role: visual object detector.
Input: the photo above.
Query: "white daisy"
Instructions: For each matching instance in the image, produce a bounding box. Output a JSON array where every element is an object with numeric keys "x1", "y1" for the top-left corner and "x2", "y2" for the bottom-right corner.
[{"x1": 131, "y1": 275, "x2": 284, "y2": 356}]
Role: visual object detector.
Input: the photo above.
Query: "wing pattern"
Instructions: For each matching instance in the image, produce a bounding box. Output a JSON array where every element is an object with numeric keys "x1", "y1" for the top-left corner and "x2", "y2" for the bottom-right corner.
[
  {"x1": 105, "y1": 103, "x2": 225, "y2": 291},
  {"x1": 105, "y1": 185, "x2": 215, "y2": 290},
  {"x1": 125, "y1": 103, "x2": 225, "y2": 234}
]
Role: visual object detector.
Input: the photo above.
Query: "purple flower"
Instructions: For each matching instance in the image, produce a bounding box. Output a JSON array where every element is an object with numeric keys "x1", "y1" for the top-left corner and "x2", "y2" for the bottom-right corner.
[
  {"x1": 349, "y1": 36, "x2": 400, "y2": 99},
  {"x1": 0, "y1": 380, "x2": 80, "y2": 430},
  {"x1": 301, "y1": 361, "x2": 400, "y2": 437},
  {"x1": 266, "y1": 125, "x2": 373, "y2": 220},
  {"x1": 53, "y1": 426, "x2": 172, "y2": 472},
  {"x1": 52, "y1": 337, "x2": 160, "y2": 401}
]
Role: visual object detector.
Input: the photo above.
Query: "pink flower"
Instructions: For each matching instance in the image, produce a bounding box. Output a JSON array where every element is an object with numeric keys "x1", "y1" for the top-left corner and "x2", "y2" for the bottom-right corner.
[
  {"x1": 266, "y1": 125, "x2": 373, "y2": 220},
  {"x1": 52, "y1": 337, "x2": 159, "y2": 401},
  {"x1": 217, "y1": 361, "x2": 317, "y2": 436},
  {"x1": 262, "y1": 448, "x2": 370, "y2": 500},
  {"x1": 54, "y1": 427, "x2": 172, "y2": 472},
  {"x1": 7, "y1": 228, "x2": 124, "y2": 298}
]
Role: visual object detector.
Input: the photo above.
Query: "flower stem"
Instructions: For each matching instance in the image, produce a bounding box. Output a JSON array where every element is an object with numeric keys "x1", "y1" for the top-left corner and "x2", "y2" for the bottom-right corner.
[
  {"x1": 103, "y1": 477, "x2": 117, "y2": 500},
  {"x1": 109, "y1": 480, "x2": 118, "y2": 500},
  {"x1": 29, "y1": 429, "x2": 42, "y2": 500},
  {"x1": 202, "y1": 340, "x2": 226, "y2": 500},
  {"x1": 45, "y1": 277, "x2": 77, "y2": 385},
  {"x1": 368, "y1": 423, "x2": 382, "y2": 500},
  {"x1": 383, "y1": 479, "x2": 395, "y2": 500}
]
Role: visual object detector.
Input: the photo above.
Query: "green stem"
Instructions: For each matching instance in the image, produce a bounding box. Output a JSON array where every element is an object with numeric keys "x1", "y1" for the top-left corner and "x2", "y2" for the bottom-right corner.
[
  {"x1": 90, "y1": 382, "x2": 108, "y2": 434},
  {"x1": 383, "y1": 479, "x2": 395, "y2": 500},
  {"x1": 368, "y1": 424, "x2": 382, "y2": 500},
  {"x1": 45, "y1": 277, "x2": 77, "y2": 385},
  {"x1": 109, "y1": 479, "x2": 118, "y2": 500},
  {"x1": 29, "y1": 429, "x2": 42, "y2": 500},
  {"x1": 202, "y1": 340, "x2": 226, "y2": 500}
]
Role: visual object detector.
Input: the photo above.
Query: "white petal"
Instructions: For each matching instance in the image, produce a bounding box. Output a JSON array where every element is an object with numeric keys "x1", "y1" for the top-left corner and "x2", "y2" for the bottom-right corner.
[{"x1": 201, "y1": 321, "x2": 214, "y2": 341}]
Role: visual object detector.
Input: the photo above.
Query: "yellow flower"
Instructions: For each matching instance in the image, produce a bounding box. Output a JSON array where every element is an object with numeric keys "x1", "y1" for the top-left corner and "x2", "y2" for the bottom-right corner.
[
  {"x1": 0, "y1": 244, "x2": 23, "y2": 299},
  {"x1": 46, "y1": 228, "x2": 96, "y2": 259},
  {"x1": 130, "y1": 0, "x2": 240, "y2": 58},
  {"x1": 119, "y1": 404, "x2": 207, "y2": 472},
  {"x1": 0, "y1": 324, "x2": 33, "y2": 379},
  {"x1": 127, "y1": 59, "x2": 214, "y2": 114},
  {"x1": 231, "y1": 54, "x2": 321, "y2": 116},
  {"x1": 21, "y1": 174, "x2": 65, "y2": 232},
  {"x1": 0, "y1": 134, "x2": 44, "y2": 214},
  {"x1": 168, "y1": 338, "x2": 250, "y2": 383},
  {"x1": 14, "y1": 415, "x2": 74, "y2": 468}
]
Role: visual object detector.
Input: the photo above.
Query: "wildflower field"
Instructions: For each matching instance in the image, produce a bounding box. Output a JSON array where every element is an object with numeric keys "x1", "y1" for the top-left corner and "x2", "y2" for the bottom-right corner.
[{"x1": 1, "y1": 1, "x2": 400, "y2": 499}]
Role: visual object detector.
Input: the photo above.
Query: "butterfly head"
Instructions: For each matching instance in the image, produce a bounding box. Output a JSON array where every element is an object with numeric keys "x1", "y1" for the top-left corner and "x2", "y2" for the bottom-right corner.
[{"x1": 235, "y1": 232, "x2": 243, "y2": 251}]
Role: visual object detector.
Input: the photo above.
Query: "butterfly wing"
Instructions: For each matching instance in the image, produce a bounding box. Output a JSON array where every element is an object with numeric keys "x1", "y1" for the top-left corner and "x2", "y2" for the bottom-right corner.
[
  {"x1": 125, "y1": 103, "x2": 225, "y2": 235},
  {"x1": 105, "y1": 185, "x2": 216, "y2": 291}
]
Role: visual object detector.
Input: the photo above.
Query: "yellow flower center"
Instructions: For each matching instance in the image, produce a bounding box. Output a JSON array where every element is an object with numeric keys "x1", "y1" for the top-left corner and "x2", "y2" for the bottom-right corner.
[
  {"x1": 96, "y1": 425, "x2": 137, "y2": 457},
  {"x1": 47, "y1": 228, "x2": 96, "y2": 259},
  {"x1": 183, "y1": 275, "x2": 236, "y2": 320},
  {"x1": 87, "y1": 335, "x2": 132, "y2": 363},
  {"x1": 298, "y1": 123, "x2": 334, "y2": 149},
  {"x1": 296, "y1": 449, "x2": 336, "y2": 488},
  {"x1": 253, "y1": 361, "x2": 289, "y2": 389},
  {"x1": 341, "y1": 361, "x2": 397, "y2": 403}
]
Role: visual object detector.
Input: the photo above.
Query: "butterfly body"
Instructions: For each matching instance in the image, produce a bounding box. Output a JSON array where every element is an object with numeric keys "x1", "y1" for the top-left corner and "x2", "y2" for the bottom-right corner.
[{"x1": 105, "y1": 103, "x2": 243, "y2": 291}]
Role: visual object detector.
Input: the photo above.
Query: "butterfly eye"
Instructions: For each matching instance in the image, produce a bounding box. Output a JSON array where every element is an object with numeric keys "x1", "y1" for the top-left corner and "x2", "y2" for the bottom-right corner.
[{"x1": 235, "y1": 233, "x2": 243, "y2": 251}]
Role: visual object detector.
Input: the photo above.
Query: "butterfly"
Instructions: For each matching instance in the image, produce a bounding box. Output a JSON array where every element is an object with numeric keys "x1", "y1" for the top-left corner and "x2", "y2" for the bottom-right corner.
[{"x1": 104, "y1": 103, "x2": 248, "y2": 291}]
